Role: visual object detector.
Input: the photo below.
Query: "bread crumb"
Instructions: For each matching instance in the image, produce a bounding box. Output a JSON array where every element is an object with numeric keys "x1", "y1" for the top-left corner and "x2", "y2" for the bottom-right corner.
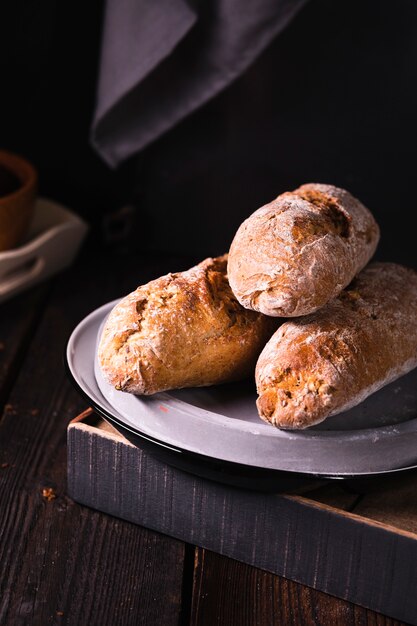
[{"x1": 42, "y1": 487, "x2": 57, "y2": 501}]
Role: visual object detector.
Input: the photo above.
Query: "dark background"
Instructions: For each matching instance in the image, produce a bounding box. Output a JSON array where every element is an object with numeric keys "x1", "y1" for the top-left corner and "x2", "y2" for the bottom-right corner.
[{"x1": 1, "y1": 0, "x2": 416, "y2": 267}]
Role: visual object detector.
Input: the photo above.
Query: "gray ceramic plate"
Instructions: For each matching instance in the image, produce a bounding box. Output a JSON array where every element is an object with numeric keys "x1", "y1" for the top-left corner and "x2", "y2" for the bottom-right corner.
[{"x1": 66, "y1": 299, "x2": 417, "y2": 477}]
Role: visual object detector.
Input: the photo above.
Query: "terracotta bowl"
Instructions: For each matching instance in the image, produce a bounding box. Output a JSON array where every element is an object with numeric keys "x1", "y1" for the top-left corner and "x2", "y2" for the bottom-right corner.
[{"x1": 0, "y1": 150, "x2": 38, "y2": 252}]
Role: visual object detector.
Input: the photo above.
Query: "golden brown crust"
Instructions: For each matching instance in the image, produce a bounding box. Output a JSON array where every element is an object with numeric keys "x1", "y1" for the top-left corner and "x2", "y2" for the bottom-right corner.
[
  {"x1": 227, "y1": 183, "x2": 380, "y2": 317},
  {"x1": 255, "y1": 262, "x2": 417, "y2": 429},
  {"x1": 98, "y1": 255, "x2": 278, "y2": 394}
]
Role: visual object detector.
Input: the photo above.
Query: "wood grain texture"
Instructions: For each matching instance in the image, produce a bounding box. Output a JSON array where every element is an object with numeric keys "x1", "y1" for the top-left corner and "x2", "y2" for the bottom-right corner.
[
  {"x1": 296, "y1": 482, "x2": 360, "y2": 511},
  {"x1": 351, "y1": 471, "x2": 417, "y2": 534},
  {"x1": 68, "y1": 415, "x2": 417, "y2": 625},
  {"x1": 0, "y1": 252, "x2": 192, "y2": 625},
  {"x1": 0, "y1": 498, "x2": 185, "y2": 626},
  {"x1": 190, "y1": 549, "x2": 410, "y2": 626},
  {"x1": 289, "y1": 467, "x2": 417, "y2": 536}
]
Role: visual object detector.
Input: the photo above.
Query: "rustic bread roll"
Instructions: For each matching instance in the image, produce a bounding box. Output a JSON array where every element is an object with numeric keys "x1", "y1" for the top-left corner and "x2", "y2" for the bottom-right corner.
[
  {"x1": 228, "y1": 183, "x2": 380, "y2": 317},
  {"x1": 98, "y1": 255, "x2": 277, "y2": 395},
  {"x1": 256, "y1": 262, "x2": 417, "y2": 429}
]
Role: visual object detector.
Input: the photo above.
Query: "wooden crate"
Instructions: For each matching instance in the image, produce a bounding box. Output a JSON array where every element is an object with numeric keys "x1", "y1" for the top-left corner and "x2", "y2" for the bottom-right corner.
[{"x1": 67, "y1": 409, "x2": 417, "y2": 625}]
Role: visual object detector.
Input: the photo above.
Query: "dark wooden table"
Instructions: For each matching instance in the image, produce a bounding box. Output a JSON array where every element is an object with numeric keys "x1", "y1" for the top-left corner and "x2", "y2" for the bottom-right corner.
[{"x1": 0, "y1": 244, "x2": 410, "y2": 625}]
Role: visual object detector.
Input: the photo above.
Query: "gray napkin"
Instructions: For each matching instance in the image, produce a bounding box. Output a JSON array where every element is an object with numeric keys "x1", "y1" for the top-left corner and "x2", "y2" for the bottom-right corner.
[{"x1": 90, "y1": 0, "x2": 307, "y2": 168}]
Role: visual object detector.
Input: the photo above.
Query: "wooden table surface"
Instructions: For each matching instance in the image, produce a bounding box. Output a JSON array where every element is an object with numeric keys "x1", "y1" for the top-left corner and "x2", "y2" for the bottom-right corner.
[{"x1": 0, "y1": 244, "x2": 410, "y2": 626}]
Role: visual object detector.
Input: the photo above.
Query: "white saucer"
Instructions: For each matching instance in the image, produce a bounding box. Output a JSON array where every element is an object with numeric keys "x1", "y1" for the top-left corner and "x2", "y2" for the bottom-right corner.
[{"x1": 0, "y1": 197, "x2": 88, "y2": 302}]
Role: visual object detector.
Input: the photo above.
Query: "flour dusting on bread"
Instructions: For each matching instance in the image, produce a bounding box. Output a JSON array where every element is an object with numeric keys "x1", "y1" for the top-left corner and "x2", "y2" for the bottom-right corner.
[
  {"x1": 98, "y1": 255, "x2": 277, "y2": 395},
  {"x1": 255, "y1": 262, "x2": 417, "y2": 428},
  {"x1": 228, "y1": 183, "x2": 380, "y2": 317}
]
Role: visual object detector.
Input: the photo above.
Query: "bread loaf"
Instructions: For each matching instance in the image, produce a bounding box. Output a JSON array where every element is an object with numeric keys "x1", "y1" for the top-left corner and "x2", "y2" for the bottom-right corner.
[
  {"x1": 228, "y1": 183, "x2": 380, "y2": 317},
  {"x1": 98, "y1": 255, "x2": 277, "y2": 395},
  {"x1": 256, "y1": 262, "x2": 417, "y2": 429}
]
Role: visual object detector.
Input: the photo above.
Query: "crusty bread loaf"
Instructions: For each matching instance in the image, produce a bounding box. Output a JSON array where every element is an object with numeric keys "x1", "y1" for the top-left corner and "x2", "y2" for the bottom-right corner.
[
  {"x1": 98, "y1": 255, "x2": 277, "y2": 395},
  {"x1": 256, "y1": 262, "x2": 417, "y2": 429},
  {"x1": 228, "y1": 183, "x2": 380, "y2": 317}
]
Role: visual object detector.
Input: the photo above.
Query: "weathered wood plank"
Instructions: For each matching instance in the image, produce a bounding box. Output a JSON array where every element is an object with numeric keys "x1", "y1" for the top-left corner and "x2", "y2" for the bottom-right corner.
[
  {"x1": 0, "y1": 493, "x2": 185, "y2": 626},
  {"x1": 350, "y1": 471, "x2": 417, "y2": 534},
  {"x1": 295, "y1": 482, "x2": 360, "y2": 511},
  {"x1": 190, "y1": 548, "x2": 409, "y2": 626},
  {"x1": 67, "y1": 413, "x2": 417, "y2": 625}
]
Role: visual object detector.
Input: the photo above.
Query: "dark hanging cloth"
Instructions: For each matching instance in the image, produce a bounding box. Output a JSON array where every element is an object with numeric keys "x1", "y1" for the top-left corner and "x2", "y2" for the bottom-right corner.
[{"x1": 90, "y1": 0, "x2": 307, "y2": 168}]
